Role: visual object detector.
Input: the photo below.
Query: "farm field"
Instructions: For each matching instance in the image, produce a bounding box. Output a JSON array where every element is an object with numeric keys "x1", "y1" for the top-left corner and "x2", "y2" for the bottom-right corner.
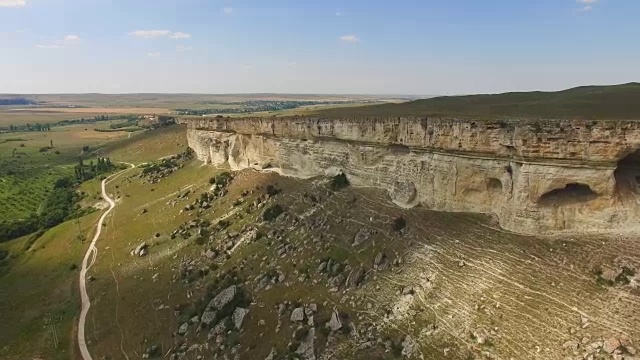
[{"x1": 0, "y1": 122, "x2": 134, "y2": 221}]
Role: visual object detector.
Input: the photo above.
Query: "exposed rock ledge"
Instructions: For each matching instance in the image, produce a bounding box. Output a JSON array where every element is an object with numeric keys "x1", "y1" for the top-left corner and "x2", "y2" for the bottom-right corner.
[{"x1": 179, "y1": 116, "x2": 640, "y2": 234}]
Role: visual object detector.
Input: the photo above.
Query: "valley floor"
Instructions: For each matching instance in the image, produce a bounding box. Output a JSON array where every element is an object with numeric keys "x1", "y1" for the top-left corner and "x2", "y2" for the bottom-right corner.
[{"x1": 1, "y1": 137, "x2": 639, "y2": 360}]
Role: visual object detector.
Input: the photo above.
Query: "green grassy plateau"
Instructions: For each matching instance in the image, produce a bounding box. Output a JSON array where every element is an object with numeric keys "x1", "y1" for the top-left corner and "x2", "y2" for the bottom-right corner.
[{"x1": 317, "y1": 82, "x2": 640, "y2": 119}]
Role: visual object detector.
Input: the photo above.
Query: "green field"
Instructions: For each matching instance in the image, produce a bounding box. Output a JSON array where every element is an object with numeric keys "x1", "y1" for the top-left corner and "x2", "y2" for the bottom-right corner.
[
  {"x1": 0, "y1": 123, "x2": 133, "y2": 221},
  {"x1": 316, "y1": 82, "x2": 640, "y2": 119}
]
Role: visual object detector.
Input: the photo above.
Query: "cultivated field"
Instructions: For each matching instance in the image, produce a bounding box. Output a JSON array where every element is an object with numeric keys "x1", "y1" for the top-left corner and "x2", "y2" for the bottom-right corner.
[{"x1": 0, "y1": 123, "x2": 132, "y2": 221}]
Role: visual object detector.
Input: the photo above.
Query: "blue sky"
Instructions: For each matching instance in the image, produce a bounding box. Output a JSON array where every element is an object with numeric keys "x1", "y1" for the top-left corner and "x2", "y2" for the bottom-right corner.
[{"x1": 0, "y1": 0, "x2": 638, "y2": 94}]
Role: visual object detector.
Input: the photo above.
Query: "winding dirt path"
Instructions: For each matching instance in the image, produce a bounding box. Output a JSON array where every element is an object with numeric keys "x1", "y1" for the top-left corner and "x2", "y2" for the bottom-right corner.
[{"x1": 78, "y1": 164, "x2": 133, "y2": 360}]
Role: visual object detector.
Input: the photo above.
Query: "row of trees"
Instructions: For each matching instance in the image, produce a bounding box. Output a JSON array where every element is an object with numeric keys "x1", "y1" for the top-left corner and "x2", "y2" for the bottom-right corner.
[
  {"x1": 74, "y1": 157, "x2": 114, "y2": 181},
  {"x1": 7, "y1": 123, "x2": 51, "y2": 132}
]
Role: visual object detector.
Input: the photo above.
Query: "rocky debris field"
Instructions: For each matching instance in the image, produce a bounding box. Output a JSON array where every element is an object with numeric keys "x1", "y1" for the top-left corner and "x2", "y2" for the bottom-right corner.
[{"x1": 93, "y1": 166, "x2": 640, "y2": 360}]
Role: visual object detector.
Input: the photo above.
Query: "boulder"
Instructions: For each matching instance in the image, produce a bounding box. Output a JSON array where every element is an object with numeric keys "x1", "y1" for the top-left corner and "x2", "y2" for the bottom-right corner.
[
  {"x1": 178, "y1": 322, "x2": 189, "y2": 336},
  {"x1": 604, "y1": 337, "x2": 621, "y2": 353},
  {"x1": 207, "y1": 285, "x2": 237, "y2": 311},
  {"x1": 295, "y1": 328, "x2": 316, "y2": 360},
  {"x1": 346, "y1": 266, "x2": 365, "y2": 288},
  {"x1": 352, "y1": 229, "x2": 370, "y2": 247},
  {"x1": 233, "y1": 307, "x2": 249, "y2": 329},
  {"x1": 290, "y1": 307, "x2": 305, "y2": 322},
  {"x1": 327, "y1": 310, "x2": 342, "y2": 331},
  {"x1": 401, "y1": 335, "x2": 417, "y2": 358},
  {"x1": 201, "y1": 311, "x2": 217, "y2": 326},
  {"x1": 207, "y1": 318, "x2": 228, "y2": 340}
]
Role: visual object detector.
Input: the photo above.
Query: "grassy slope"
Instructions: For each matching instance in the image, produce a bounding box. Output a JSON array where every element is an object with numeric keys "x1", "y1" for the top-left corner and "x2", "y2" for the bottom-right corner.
[
  {"x1": 0, "y1": 211, "x2": 100, "y2": 360},
  {"x1": 316, "y1": 82, "x2": 640, "y2": 119},
  {"x1": 0, "y1": 125, "x2": 189, "y2": 360}
]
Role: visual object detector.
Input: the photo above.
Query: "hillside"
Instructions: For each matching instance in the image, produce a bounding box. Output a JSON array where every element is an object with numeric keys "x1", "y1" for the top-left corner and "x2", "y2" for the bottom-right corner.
[{"x1": 316, "y1": 82, "x2": 640, "y2": 119}]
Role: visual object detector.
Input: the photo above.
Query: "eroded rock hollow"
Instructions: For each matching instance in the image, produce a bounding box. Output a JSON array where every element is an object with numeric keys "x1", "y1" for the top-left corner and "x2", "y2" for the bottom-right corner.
[{"x1": 180, "y1": 116, "x2": 640, "y2": 234}]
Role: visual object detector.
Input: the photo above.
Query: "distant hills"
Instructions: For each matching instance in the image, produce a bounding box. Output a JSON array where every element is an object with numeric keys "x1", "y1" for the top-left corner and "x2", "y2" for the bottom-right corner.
[{"x1": 316, "y1": 83, "x2": 640, "y2": 120}]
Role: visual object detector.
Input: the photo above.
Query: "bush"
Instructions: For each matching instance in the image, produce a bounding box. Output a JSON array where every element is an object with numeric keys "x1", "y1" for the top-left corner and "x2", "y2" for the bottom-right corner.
[
  {"x1": 213, "y1": 172, "x2": 232, "y2": 186},
  {"x1": 329, "y1": 173, "x2": 349, "y2": 191},
  {"x1": 263, "y1": 204, "x2": 284, "y2": 222},
  {"x1": 392, "y1": 216, "x2": 406, "y2": 232},
  {"x1": 266, "y1": 184, "x2": 280, "y2": 196}
]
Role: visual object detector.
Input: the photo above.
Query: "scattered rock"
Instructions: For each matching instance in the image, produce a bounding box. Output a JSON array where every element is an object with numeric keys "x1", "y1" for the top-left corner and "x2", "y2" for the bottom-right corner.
[
  {"x1": 290, "y1": 307, "x2": 305, "y2": 322},
  {"x1": 296, "y1": 327, "x2": 316, "y2": 360},
  {"x1": 201, "y1": 311, "x2": 217, "y2": 326},
  {"x1": 327, "y1": 310, "x2": 342, "y2": 331},
  {"x1": 401, "y1": 335, "x2": 417, "y2": 358},
  {"x1": 233, "y1": 307, "x2": 249, "y2": 329},
  {"x1": 207, "y1": 285, "x2": 237, "y2": 311},
  {"x1": 178, "y1": 322, "x2": 189, "y2": 336},
  {"x1": 604, "y1": 337, "x2": 621, "y2": 353},
  {"x1": 352, "y1": 229, "x2": 371, "y2": 247},
  {"x1": 346, "y1": 266, "x2": 365, "y2": 288}
]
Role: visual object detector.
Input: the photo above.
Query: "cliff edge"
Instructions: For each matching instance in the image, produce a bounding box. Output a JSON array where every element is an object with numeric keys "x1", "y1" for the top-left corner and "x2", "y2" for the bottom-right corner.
[{"x1": 180, "y1": 116, "x2": 640, "y2": 234}]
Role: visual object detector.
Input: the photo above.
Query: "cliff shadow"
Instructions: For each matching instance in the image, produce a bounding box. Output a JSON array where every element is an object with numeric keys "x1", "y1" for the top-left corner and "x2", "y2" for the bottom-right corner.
[
  {"x1": 537, "y1": 183, "x2": 598, "y2": 207},
  {"x1": 615, "y1": 149, "x2": 640, "y2": 196}
]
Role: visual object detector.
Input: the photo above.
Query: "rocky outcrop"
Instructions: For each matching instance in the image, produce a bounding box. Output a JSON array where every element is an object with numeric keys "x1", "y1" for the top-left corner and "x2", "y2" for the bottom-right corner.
[{"x1": 180, "y1": 116, "x2": 640, "y2": 234}]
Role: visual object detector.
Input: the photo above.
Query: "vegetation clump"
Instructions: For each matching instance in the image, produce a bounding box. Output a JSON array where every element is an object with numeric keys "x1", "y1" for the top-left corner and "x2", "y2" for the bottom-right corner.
[
  {"x1": 210, "y1": 172, "x2": 233, "y2": 186},
  {"x1": 263, "y1": 204, "x2": 284, "y2": 222}
]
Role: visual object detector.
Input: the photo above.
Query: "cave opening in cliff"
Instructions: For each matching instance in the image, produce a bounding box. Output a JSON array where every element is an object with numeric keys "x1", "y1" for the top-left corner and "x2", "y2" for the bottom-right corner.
[
  {"x1": 537, "y1": 183, "x2": 597, "y2": 207},
  {"x1": 487, "y1": 178, "x2": 503, "y2": 193},
  {"x1": 614, "y1": 149, "x2": 640, "y2": 195}
]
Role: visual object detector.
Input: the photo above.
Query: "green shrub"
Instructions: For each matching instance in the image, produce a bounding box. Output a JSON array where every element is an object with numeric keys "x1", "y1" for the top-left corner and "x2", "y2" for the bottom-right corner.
[
  {"x1": 263, "y1": 204, "x2": 284, "y2": 222},
  {"x1": 266, "y1": 184, "x2": 280, "y2": 196}
]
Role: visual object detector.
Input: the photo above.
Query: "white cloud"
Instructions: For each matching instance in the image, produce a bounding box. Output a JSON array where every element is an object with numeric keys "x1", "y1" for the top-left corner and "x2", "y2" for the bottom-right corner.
[
  {"x1": 36, "y1": 44, "x2": 63, "y2": 49},
  {"x1": 130, "y1": 30, "x2": 171, "y2": 38},
  {"x1": 579, "y1": 5, "x2": 593, "y2": 11},
  {"x1": 169, "y1": 32, "x2": 191, "y2": 39},
  {"x1": 336, "y1": 11, "x2": 343, "y2": 16},
  {"x1": 147, "y1": 52, "x2": 161, "y2": 57},
  {"x1": 0, "y1": 0, "x2": 26, "y2": 7},
  {"x1": 577, "y1": 0, "x2": 598, "y2": 3},
  {"x1": 176, "y1": 45, "x2": 192, "y2": 52},
  {"x1": 64, "y1": 35, "x2": 81, "y2": 41},
  {"x1": 339, "y1": 34, "x2": 359, "y2": 43},
  {"x1": 223, "y1": 7, "x2": 233, "y2": 14}
]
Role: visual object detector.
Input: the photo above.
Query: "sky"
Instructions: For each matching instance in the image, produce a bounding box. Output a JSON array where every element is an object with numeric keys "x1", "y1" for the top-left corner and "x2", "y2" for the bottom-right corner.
[{"x1": 0, "y1": 0, "x2": 639, "y2": 95}]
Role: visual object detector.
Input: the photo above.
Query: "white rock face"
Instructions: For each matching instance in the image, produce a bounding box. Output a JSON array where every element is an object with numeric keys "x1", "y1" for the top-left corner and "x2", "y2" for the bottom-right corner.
[{"x1": 182, "y1": 116, "x2": 640, "y2": 234}]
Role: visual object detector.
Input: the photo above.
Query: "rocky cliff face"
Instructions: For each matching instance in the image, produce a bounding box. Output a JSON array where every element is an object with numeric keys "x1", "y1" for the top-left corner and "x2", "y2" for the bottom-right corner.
[{"x1": 180, "y1": 116, "x2": 640, "y2": 234}]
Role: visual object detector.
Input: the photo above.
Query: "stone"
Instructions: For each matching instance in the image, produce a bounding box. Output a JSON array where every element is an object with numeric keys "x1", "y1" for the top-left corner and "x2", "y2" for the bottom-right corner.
[
  {"x1": 392, "y1": 181, "x2": 417, "y2": 206},
  {"x1": 290, "y1": 307, "x2": 305, "y2": 322},
  {"x1": 264, "y1": 349, "x2": 276, "y2": 360},
  {"x1": 233, "y1": 307, "x2": 249, "y2": 329},
  {"x1": 402, "y1": 286, "x2": 414, "y2": 296},
  {"x1": 207, "y1": 318, "x2": 228, "y2": 340},
  {"x1": 178, "y1": 322, "x2": 189, "y2": 336},
  {"x1": 133, "y1": 242, "x2": 148, "y2": 257},
  {"x1": 295, "y1": 328, "x2": 316, "y2": 360},
  {"x1": 207, "y1": 285, "x2": 237, "y2": 311},
  {"x1": 401, "y1": 335, "x2": 417, "y2": 358},
  {"x1": 346, "y1": 266, "x2": 365, "y2": 288},
  {"x1": 604, "y1": 337, "x2": 621, "y2": 353},
  {"x1": 327, "y1": 310, "x2": 342, "y2": 331},
  {"x1": 201, "y1": 311, "x2": 217, "y2": 326},
  {"x1": 352, "y1": 229, "x2": 370, "y2": 247},
  {"x1": 316, "y1": 262, "x2": 327, "y2": 274}
]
